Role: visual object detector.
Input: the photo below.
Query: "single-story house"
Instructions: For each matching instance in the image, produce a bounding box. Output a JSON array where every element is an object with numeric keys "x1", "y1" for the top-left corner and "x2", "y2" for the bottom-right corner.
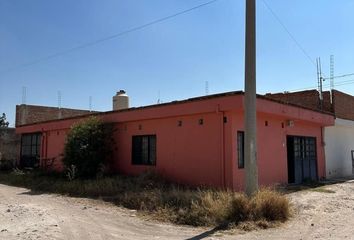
[{"x1": 16, "y1": 91, "x2": 334, "y2": 190}]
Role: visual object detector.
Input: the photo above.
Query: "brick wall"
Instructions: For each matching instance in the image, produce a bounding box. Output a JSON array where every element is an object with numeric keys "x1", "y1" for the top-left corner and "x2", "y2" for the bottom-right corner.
[
  {"x1": 332, "y1": 90, "x2": 354, "y2": 121},
  {"x1": 265, "y1": 90, "x2": 332, "y2": 113},
  {"x1": 16, "y1": 105, "x2": 95, "y2": 127},
  {"x1": 322, "y1": 91, "x2": 332, "y2": 113}
]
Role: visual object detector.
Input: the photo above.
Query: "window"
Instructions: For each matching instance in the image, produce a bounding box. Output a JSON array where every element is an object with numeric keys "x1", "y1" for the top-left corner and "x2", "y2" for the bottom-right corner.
[
  {"x1": 20, "y1": 133, "x2": 41, "y2": 168},
  {"x1": 237, "y1": 131, "x2": 245, "y2": 169},
  {"x1": 21, "y1": 133, "x2": 41, "y2": 157},
  {"x1": 132, "y1": 135, "x2": 156, "y2": 165}
]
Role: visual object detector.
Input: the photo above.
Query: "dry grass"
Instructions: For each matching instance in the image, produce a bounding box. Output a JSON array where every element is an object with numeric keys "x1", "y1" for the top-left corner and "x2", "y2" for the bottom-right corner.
[
  {"x1": 0, "y1": 170, "x2": 290, "y2": 228},
  {"x1": 250, "y1": 188, "x2": 290, "y2": 222}
]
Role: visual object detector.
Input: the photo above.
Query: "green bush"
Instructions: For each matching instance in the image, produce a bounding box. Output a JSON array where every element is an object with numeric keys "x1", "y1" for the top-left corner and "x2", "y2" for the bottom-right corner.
[{"x1": 63, "y1": 117, "x2": 112, "y2": 178}]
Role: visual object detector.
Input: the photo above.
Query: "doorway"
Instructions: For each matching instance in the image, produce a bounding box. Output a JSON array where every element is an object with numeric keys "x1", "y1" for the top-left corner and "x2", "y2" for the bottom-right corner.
[{"x1": 287, "y1": 136, "x2": 317, "y2": 184}]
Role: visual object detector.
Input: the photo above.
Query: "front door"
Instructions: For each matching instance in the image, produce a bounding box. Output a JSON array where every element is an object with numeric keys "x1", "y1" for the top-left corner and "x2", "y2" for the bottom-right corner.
[{"x1": 287, "y1": 136, "x2": 317, "y2": 184}]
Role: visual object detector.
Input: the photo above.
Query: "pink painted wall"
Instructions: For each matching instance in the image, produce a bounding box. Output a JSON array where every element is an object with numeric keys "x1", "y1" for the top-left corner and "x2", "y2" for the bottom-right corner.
[
  {"x1": 112, "y1": 113, "x2": 225, "y2": 187},
  {"x1": 16, "y1": 93, "x2": 334, "y2": 190},
  {"x1": 231, "y1": 112, "x2": 326, "y2": 191},
  {"x1": 42, "y1": 129, "x2": 67, "y2": 171}
]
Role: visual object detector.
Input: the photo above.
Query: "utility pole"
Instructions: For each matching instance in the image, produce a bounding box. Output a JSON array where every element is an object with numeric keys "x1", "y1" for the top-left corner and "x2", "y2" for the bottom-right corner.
[
  {"x1": 316, "y1": 58, "x2": 323, "y2": 110},
  {"x1": 244, "y1": 0, "x2": 258, "y2": 196}
]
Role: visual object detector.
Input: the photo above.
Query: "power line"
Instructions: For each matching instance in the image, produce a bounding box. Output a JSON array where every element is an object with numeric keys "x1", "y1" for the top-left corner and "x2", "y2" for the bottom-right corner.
[
  {"x1": 323, "y1": 73, "x2": 354, "y2": 80},
  {"x1": 0, "y1": 0, "x2": 220, "y2": 75},
  {"x1": 289, "y1": 78, "x2": 354, "y2": 92},
  {"x1": 261, "y1": 0, "x2": 316, "y2": 68},
  {"x1": 330, "y1": 79, "x2": 354, "y2": 87}
]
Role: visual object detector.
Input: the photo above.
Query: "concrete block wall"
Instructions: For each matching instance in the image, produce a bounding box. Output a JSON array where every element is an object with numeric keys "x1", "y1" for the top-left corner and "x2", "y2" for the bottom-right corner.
[
  {"x1": 16, "y1": 105, "x2": 94, "y2": 127},
  {"x1": 0, "y1": 128, "x2": 20, "y2": 162},
  {"x1": 265, "y1": 90, "x2": 333, "y2": 113}
]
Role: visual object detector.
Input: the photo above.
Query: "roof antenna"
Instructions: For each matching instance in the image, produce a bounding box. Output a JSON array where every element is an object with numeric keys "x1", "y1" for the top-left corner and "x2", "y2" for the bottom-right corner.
[
  {"x1": 57, "y1": 90, "x2": 62, "y2": 109},
  {"x1": 205, "y1": 81, "x2": 209, "y2": 95},
  {"x1": 157, "y1": 90, "x2": 161, "y2": 104},
  {"x1": 89, "y1": 96, "x2": 93, "y2": 111},
  {"x1": 330, "y1": 55, "x2": 334, "y2": 103}
]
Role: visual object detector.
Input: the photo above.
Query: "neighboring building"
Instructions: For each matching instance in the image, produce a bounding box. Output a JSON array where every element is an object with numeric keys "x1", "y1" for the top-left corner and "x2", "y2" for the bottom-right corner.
[
  {"x1": 266, "y1": 89, "x2": 354, "y2": 179},
  {"x1": 14, "y1": 104, "x2": 95, "y2": 168},
  {"x1": 16, "y1": 91, "x2": 334, "y2": 190},
  {"x1": 0, "y1": 128, "x2": 20, "y2": 168},
  {"x1": 16, "y1": 104, "x2": 95, "y2": 127}
]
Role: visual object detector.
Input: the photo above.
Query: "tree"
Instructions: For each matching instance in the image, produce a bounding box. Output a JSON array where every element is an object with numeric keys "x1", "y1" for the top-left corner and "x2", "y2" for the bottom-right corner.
[
  {"x1": 0, "y1": 113, "x2": 9, "y2": 128},
  {"x1": 63, "y1": 117, "x2": 112, "y2": 178}
]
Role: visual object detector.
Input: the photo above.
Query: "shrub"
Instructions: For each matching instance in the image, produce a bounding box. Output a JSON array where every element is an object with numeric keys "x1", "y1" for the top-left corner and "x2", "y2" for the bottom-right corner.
[
  {"x1": 165, "y1": 190, "x2": 250, "y2": 226},
  {"x1": 184, "y1": 190, "x2": 239, "y2": 226},
  {"x1": 63, "y1": 117, "x2": 112, "y2": 178},
  {"x1": 250, "y1": 188, "x2": 290, "y2": 221},
  {"x1": 230, "y1": 193, "x2": 250, "y2": 222},
  {"x1": 0, "y1": 159, "x2": 15, "y2": 171}
]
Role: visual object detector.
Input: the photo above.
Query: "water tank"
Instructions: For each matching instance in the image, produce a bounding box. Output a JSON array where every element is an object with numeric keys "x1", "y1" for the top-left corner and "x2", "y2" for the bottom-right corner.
[{"x1": 113, "y1": 90, "x2": 129, "y2": 111}]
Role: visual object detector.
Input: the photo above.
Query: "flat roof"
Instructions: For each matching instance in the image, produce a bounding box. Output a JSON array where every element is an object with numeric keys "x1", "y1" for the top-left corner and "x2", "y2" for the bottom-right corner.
[{"x1": 16, "y1": 90, "x2": 334, "y2": 128}]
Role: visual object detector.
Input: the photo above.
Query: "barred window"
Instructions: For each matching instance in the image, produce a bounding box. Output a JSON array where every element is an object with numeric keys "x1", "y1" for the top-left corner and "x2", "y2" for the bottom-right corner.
[{"x1": 237, "y1": 131, "x2": 245, "y2": 169}]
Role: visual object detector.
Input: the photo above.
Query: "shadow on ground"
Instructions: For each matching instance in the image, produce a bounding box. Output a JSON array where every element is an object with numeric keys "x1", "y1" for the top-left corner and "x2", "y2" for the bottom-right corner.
[{"x1": 185, "y1": 224, "x2": 228, "y2": 240}]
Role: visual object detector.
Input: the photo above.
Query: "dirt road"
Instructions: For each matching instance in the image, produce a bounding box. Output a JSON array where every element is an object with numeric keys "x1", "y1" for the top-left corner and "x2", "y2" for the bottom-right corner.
[{"x1": 0, "y1": 180, "x2": 353, "y2": 240}]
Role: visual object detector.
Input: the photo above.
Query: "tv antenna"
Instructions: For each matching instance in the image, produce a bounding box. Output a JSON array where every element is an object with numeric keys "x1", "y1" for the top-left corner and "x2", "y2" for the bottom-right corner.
[
  {"x1": 57, "y1": 90, "x2": 62, "y2": 109},
  {"x1": 157, "y1": 90, "x2": 161, "y2": 104},
  {"x1": 330, "y1": 55, "x2": 334, "y2": 91},
  {"x1": 89, "y1": 96, "x2": 92, "y2": 111}
]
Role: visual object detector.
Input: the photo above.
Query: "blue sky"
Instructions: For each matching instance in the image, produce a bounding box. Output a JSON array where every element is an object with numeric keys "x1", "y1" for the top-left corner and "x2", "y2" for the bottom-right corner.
[{"x1": 1, "y1": 0, "x2": 354, "y2": 126}]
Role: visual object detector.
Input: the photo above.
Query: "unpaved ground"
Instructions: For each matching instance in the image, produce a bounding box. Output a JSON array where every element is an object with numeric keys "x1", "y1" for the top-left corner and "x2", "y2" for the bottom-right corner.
[{"x1": 0, "y1": 180, "x2": 353, "y2": 240}]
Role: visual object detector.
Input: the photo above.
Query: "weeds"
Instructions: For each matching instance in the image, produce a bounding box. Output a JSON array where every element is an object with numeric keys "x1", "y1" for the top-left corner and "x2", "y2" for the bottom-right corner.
[
  {"x1": 66, "y1": 165, "x2": 77, "y2": 181},
  {"x1": 250, "y1": 188, "x2": 290, "y2": 221},
  {"x1": 0, "y1": 170, "x2": 290, "y2": 228}
]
